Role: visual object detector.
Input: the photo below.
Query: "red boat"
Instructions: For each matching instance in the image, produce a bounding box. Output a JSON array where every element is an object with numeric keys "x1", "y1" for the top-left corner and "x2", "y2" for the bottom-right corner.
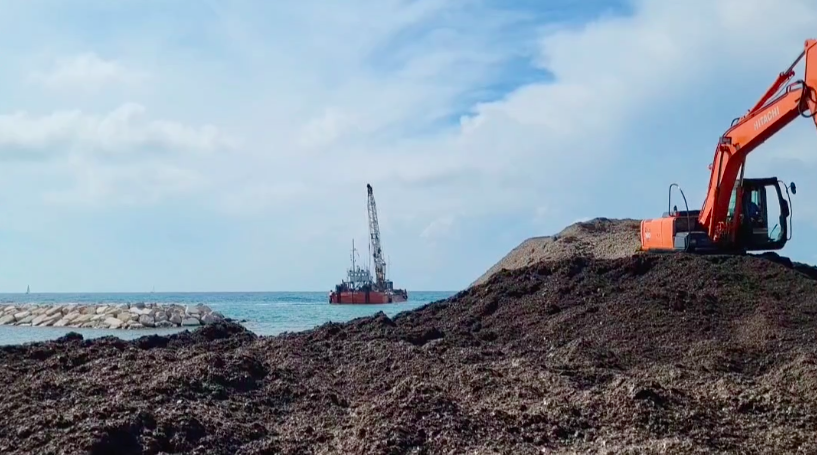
[
  {"x1": 329, "y1": 282, "x2": 408, "y2": 304},
  {"x1": 329, "y1": 184, "x2": 409, "y2": 305}
]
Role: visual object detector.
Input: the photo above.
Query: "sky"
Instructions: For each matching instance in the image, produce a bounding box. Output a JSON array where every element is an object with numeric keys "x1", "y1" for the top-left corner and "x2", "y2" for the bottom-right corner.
[{"x1": 1, "y1": 0, "x2": 817, "y2": 293}]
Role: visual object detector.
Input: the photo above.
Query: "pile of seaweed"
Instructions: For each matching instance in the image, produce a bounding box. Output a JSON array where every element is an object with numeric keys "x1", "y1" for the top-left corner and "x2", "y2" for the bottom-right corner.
[
  {"x1": 2, "y1": 252, "x2": 817, "y2": 454},
  {"x1": 472, "y1": 217, "x2": 642, "y2": 286}
]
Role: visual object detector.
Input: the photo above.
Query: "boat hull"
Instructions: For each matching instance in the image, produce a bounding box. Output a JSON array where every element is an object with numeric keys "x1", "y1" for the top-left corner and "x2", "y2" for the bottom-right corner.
[{"x1": 329, "y1": 290, "x2": 408, "y2": 304}]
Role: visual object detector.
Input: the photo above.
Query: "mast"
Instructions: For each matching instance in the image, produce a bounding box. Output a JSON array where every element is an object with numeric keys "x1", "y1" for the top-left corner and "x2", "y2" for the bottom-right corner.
[{"x1": 366, "y1": 183, "x2": 387, "y2": 287}]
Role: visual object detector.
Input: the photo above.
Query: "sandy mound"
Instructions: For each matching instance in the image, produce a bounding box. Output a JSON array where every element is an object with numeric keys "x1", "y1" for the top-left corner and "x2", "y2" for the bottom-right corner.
[
  {"x1": 471, "y1": 217, "x2": 642, "y2": 287},
  {"x1": 1, "y1": 250, "x2": 817, "y2": 453}
]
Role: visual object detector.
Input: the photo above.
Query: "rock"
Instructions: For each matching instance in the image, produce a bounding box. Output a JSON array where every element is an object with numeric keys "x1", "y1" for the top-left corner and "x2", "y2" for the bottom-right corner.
[
  {"x1": 202, "y1": 312, "x2": 225, "y2": 325},
  {"x1": 35, "y1": 314, "x2": 62, "y2": 327},
  {"x1": 61, "y1": 306, "x2": 77, "y2": 315},
  {"x1": 138, "y1": 314, "x2": 155, "y2": 327},
  {"x1": 185, "y1": 305, "x2": 201, "y2": 315},
  {"x1": 182, "y1": 317, "x2": 201, "y2": 326},
  {"x1": 131, "y1": 307, "x2": 155, "y2": 316},
  {"x1": 74, "y1": 314, "x2": 93, "y2": 324},
  {"x1": 0, "y1": 302, "x2": 234, "y2": 331},
  {"x1": 45, "y1": 306, "x2": 62, "y2": 316},
  {"x1": 45, "y1": 306, "x2": 63, "y2": 316}
]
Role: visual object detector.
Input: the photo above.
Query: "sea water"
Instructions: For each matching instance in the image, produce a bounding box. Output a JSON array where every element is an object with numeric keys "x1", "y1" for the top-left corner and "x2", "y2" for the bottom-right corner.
[{"x1": 0, "y1": 291, "x2": 456, "y2": 346}]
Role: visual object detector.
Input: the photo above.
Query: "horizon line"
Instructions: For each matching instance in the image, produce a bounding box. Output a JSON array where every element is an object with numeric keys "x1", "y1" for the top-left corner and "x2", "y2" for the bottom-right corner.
[{"x1": 0, "y1": 290, "x2": 461, "y2": 295}]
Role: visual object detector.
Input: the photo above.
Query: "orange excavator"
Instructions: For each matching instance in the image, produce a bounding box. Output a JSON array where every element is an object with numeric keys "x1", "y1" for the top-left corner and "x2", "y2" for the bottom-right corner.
[{"x1": 640, "y1": 39, "x2": 817, "y2": 254}]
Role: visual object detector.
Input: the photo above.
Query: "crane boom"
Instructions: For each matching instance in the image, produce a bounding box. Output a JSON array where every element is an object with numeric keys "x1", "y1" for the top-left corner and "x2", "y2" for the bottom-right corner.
[
  {"x1": 366, "y1": 183, "x2": 387, "y2": 285},
  {"x1": 641, "y1": 39, "x2": 817, "y2": 254}
]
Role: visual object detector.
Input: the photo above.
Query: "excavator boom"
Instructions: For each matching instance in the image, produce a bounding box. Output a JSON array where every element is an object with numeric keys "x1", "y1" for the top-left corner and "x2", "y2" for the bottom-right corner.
[{"x1": 641, "y1": 39, "x2": 817, "y2": 254}]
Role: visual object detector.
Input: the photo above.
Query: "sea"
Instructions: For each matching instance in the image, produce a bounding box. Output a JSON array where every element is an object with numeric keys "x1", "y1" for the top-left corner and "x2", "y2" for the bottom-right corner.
[{"x1": 0, "y1": 291, "x2": 457, "y2": 346}]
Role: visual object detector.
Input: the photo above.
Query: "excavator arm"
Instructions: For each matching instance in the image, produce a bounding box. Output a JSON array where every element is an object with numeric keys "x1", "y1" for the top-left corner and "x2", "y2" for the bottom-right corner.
[
  {"x1": 641, "y1": 39, "x2": 817, "y2": 254},
  {"x1": 699, "y1": 39, "x2": 817, "y2": 244}
]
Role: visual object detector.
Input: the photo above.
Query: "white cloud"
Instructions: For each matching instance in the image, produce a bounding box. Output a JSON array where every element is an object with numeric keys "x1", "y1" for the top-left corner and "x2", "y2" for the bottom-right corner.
[
  {"x1": 420, "y1": 215, "x2": 456, "y2": 240},
  {"x1": 41, "y1": 156, "x2": 207, "y2": 208},
  {"x1": 1, "y1": 0, "x2": 817, "y2": 291},
  {"x1": 187, "y1": 0, "x2": 817, "y2": 285},
  {"x1": 531, "y1": 206, "x2": 550, "y2": 224},
  {"x1": 296, "y1": 107, "x2": 364, "y2": 149},
  {"x1": 29, "y1": 52, "x2": 148, "y2": 91},
  {"x1": 0, "y1": 103, "x2": 238, "y2": 159},
  {"x1": 213, "y1": 180, "x2": 314, "y2": 216}
]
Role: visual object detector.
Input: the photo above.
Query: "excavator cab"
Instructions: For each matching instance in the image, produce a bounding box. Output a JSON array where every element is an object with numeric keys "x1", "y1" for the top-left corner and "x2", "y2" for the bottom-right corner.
[{"x1": 727, "y1": 178, "x2": 795, "y2": 251}]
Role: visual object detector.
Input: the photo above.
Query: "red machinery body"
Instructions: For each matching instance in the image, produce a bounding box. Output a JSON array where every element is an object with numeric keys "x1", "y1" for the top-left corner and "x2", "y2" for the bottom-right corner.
[{"x1": 329, "y1": 289, "x2": 408, "y2": 305}]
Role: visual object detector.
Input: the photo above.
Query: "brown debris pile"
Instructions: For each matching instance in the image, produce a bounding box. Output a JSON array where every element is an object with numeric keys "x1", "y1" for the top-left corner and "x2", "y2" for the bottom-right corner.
[
  {"x1": 1, "y1": 219, "x2": 817, "y2": 454},
  {"x1": 471, "y1": 217, "x2": 642, "y2": 287}
]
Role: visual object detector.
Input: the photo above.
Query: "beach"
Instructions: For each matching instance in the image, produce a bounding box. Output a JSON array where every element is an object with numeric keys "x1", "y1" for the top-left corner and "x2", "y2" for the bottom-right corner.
[{"x1": 1, "y1": 219, "x2": 815, "y2": 454}]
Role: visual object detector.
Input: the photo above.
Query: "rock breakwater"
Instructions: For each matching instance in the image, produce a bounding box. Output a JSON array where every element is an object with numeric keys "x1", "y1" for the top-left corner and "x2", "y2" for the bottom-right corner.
[{"x1": 0, "y1": 302, "x2": 226, "y2": 329}]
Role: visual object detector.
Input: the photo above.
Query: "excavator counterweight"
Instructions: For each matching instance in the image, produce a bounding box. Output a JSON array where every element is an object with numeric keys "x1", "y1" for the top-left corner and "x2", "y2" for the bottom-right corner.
[{"x1": 641, "y1": 39, "x2": 816, "y2": 254}]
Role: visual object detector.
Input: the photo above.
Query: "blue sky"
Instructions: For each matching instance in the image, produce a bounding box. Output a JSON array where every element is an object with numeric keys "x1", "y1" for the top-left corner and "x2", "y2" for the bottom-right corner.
[{"x1": 0, "y1": 0, "x2": 816, "y2": 292}]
